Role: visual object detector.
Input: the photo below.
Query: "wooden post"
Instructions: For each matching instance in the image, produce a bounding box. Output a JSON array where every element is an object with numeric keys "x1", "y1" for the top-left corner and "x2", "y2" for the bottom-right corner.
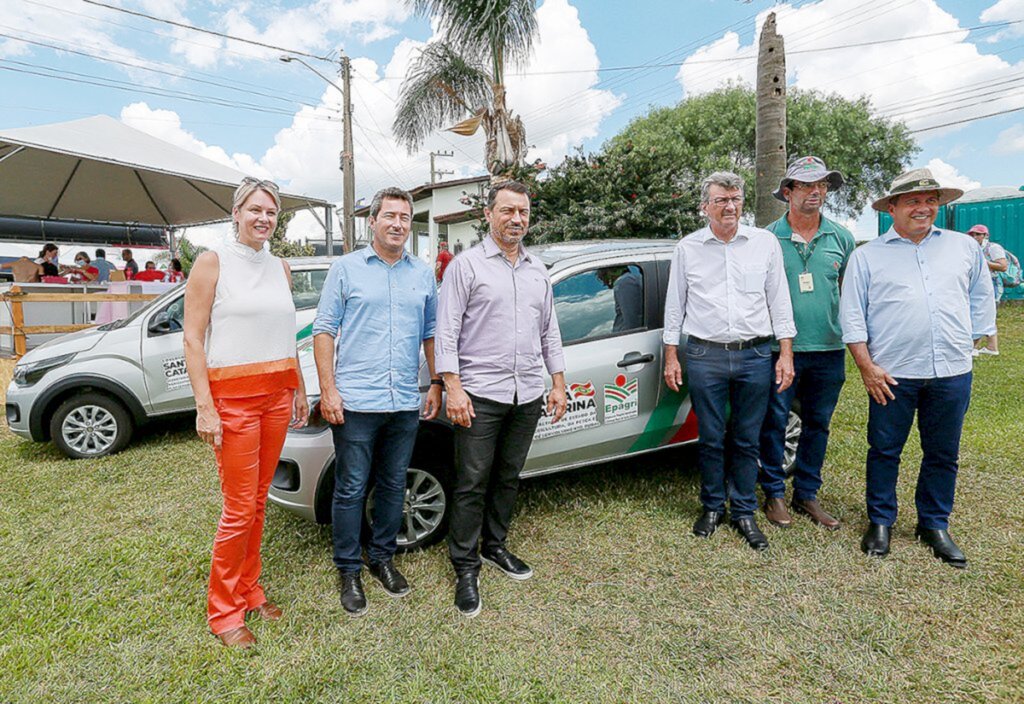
[
  {"x1": 10, "y1": 285, "x2": 26, "y2": 358},
  {"x1": 755, "y1": 12, "x2": 788, "y2": 227}
]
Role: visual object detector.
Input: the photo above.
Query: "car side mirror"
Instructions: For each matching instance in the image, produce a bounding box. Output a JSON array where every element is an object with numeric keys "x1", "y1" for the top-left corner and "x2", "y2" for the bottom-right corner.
[{"x1": 148, "y1": 312, "x2": 174, "y2": 335}]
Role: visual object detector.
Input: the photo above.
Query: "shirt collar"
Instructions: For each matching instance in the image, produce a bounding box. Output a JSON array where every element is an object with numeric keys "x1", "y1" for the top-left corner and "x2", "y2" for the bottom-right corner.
[
  {"x1": 774, "y1": 213, "x2": 838, "y2": 242},
  {"x1": 882, "y1": 227, "x2": 943, "y2": 244},
  {"x1": 363, "y1": 242, "x2": 410, "y2": 265},
  {"x1": 482, "y1": 234, "x2": 531, "y2": 262},
  {"x1": 700, "y1": 224, "x2": 750, "y2": 243}
]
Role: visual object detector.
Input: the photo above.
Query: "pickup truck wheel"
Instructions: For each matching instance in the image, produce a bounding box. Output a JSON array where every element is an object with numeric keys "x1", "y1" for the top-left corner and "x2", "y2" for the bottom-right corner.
[
  {"x1": 50, "y1": 392, "x2": 133, "y2": 459},
  {"x1": 782, "y1": 410, "x2": 802, "y2": 477},
  {"x1": 365, "y1": 464, "x2": 451, "y2": 553}
]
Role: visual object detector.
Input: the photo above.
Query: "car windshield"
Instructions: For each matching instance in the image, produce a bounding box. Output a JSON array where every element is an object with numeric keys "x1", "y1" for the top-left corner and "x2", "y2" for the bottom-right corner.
[{"x1": 96, "y1": 283, "x2": 185, "y2": 330}]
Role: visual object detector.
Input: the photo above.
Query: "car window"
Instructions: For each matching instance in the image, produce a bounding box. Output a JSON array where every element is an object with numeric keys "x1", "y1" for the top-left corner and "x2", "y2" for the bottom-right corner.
[
  {"x1": 553, "y1": 265, "x2": 645, "y2": 344},
  {"x1": 291, "y1": 268, "x2": 328, "y2": 310}
]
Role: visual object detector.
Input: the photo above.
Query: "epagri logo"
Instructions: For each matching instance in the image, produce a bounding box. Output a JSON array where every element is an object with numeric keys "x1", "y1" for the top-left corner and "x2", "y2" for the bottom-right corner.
[{"x1": 604, "y1": 374, "x2": 639, "y2": 423}]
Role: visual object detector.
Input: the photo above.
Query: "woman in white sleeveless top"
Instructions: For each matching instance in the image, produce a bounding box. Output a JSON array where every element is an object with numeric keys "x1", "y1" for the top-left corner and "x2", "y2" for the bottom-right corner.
[{"x1": 183, "y1": 177, "x2": 309, "y2": 648}]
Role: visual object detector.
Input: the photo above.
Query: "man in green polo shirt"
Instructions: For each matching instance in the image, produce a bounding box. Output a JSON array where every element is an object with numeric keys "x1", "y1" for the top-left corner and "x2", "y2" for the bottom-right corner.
[{"x1": 759, "y1": 156, "x2": 856, "y2": 530}]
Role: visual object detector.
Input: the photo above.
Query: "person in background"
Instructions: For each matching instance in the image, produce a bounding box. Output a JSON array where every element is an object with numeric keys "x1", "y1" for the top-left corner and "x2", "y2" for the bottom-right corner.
[
  {"x1": 167, "y1": 258, "x2": 186, "y2": 283},
  {"x1": 36, "y1": 243, "x2": 60, "y2": 277},
  {"x1": 64, "y1": 251, "x2": 99, "y2": 283},
  {"x1": 841, "y1": 168, "x2": 995, "y2": 568},
  {"x1": 184, "y1": 176, "x2": 309, "y2": 648},
  {"x1": 435, "y1": 240, "x2": 453, "y2": 284},
  {"x1": 134, "y1": 260, "x2": 168, "y2": 282},
  {"x1": 91, "y1": 249, "x2": 115, "y2": 283},
  {"x1": 121, "y1": 248, "x2": 139, "y2": 279},
  {"x1": 967, "y1": 224, "x2": 1006, "y2": 356}
]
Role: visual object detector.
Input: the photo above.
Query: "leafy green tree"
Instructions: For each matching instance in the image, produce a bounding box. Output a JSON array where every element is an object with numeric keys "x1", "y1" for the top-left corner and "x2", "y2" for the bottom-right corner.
[
  {"x1": 530, "y1": 85, "x2": 918, "y2": 242},
  {"x1": 268, "y1": 212, "x2": 314, "y2": 258},
  {"x1": 154, "y1": 236, "x2": 206, "y2": 274},
  {"x1": 393, "y1": 0, "x2": 538, "y2": 177}
]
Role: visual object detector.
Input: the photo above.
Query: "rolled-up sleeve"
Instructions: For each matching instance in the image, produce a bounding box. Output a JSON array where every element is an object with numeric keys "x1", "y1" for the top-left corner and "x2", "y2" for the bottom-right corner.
[
  {"x1": 540, "y1": 276, "x2": 565, "y2": 375},
  {"x1": 422, "y1": 270, "x2": 438, "y2": 339},
  {"x1": 434, "y1": 257, "x2": 469, "y2": 375},
  {"x1": 765, "y1": 237, "x2": 796, "y2": 340},
  {"x1": 969, "y1": 244, "x2": 997, "y2": 337},
  {"x1": 662, "y1": 243, "x2": 686, "y2": 345},
  {"x1": 840, "y1": 249, "x2": 869, "y2": 344},
  {"x1": 312, "y1": 259, "x2": 345, "y2": 337}
]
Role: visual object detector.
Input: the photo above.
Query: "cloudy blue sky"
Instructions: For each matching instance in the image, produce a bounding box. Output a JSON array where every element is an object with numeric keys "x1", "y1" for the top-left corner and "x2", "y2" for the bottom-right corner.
[{"x1": 2, "y1": 0, "x2": 1022, "y2": 243}]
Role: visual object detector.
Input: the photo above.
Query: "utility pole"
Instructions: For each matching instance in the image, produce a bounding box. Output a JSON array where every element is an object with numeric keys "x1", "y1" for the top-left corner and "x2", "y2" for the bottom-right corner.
[
  {"x1": 340, "y1": 53, "x2": 355, "y2": 254},
  {"x1": 430, "y1": 150, "x2": 454, "y2": 184},
  {"x1": 755, "y1": 12, "x2": 788, "y2": 227}
]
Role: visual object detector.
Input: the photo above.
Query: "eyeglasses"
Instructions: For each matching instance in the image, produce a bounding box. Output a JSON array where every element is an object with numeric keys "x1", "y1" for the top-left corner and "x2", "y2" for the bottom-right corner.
[
  {"x1": 709, "y1": 196, "x2": 744, "y2": 207},
  {"x1": 791, "y1": 180, "x2": 829, "y2": 192},
  {"x1": 241, "y1": 176, "x2": 280, "y2": 192}
]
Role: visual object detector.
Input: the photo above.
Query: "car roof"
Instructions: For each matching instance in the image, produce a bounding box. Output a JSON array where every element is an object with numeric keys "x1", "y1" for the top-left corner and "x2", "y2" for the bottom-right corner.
[
  {"x1": 529, "y1": 238, "x2": 677, "y2": 271},
  {"x1": 285, "y1": 255, "x2": 335, "y2": 269}
]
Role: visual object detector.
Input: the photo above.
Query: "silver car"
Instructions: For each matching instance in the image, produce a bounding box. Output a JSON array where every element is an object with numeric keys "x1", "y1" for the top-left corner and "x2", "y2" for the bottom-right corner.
[
  {"x1": 268, "y1": 240, "x2": 803, "y2": 550},
  {"x1": 5, "y1": 257, "x2": 333, "y2": 458}
]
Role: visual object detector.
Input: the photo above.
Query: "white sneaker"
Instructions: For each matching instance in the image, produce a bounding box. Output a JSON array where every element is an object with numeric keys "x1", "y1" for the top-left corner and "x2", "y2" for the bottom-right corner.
[
  {"x1": 971, "y1": 349, "x2": 980, "y2": 357},
  {"x1": 978, "y1": 348, "x2": 999, "y2": 356}
]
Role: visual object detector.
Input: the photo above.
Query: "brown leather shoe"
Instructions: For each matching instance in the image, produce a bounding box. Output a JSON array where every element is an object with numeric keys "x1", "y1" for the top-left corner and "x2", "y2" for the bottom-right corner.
[
  {"x1": 792, "y1": 498, "x2": 840, "y2": 530},
  {"x1": 216, "y1": 625, "x2": 256, "y2": 648},
  {"x1": 248, "y1": 602, "x2": 283, "y2": 621},
  {"x1": 763, "y1": 497, "x2": 793, "y2": 528}
]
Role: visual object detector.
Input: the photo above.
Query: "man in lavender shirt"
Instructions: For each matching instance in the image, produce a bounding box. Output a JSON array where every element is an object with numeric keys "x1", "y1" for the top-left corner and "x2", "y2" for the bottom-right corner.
[{"x1": 435, "y1": 180, "x2": 568, "y2": 618}]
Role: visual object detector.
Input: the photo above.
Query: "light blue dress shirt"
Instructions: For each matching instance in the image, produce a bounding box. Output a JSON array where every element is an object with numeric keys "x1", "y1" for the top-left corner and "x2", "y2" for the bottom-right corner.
[
  {"x1": 312, "y1": 245, "x2": 437, "y2": 412},
  {"x1": 840, "y1": 227, "x2": 996, "y2": 379}
]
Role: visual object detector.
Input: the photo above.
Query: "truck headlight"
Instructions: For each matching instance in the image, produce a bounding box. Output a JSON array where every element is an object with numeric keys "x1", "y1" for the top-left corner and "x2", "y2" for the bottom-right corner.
[{"x1": 13, "y1": 353, "x2": 77, "y2": 387}]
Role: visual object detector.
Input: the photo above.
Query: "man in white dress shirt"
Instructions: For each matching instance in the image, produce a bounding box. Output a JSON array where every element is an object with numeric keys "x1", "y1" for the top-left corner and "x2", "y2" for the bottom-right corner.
[{"x1": 663, "y1": 171, "x2": 796, "y2": 551}]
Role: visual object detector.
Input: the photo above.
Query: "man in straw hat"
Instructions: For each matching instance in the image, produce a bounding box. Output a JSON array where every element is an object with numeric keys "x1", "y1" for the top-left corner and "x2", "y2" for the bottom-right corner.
[
  {"x1": 759, "y1": 157, "x2": 855, "y2": 531},
  {"x1": 840, "y1": 168, "x2": 995, "y2": 568}
]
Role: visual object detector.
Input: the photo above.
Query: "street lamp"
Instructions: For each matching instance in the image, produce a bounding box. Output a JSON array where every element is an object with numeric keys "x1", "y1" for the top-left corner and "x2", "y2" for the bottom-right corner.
[{"x1": 280, "y1": 54, "x2": 355, "y2": 255}]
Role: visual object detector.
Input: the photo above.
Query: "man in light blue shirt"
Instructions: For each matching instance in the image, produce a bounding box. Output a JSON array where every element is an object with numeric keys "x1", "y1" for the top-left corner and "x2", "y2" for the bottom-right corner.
[
  {"x1": 841, "y1": 168, "x2": 995, "y2": 568},
  {"x1": 91, "y1": 248, "x2": 115, "y2": 283},
  {"x1": 312, "y1": 186, "x2": 440, "y2": 615}
]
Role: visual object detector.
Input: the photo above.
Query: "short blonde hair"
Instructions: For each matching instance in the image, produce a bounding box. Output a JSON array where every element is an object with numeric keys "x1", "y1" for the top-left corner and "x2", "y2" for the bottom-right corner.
[{"x1": 232, "y1": 177, "x2": 281, "y2": 232}]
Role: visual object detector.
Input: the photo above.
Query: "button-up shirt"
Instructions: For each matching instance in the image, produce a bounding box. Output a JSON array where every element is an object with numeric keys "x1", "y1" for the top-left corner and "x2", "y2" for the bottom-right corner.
[
  {"x1": 435, "y1": 236, "x2": 565, "y2": 404},
  {"x1": 663, "y1": 223, "x2": 796, "y2": 345},
  {"x1": 840, "y1": 227, "x2": 995, "y2": 379},
  {"x1": 312, "y1": 245, "x2": 437, "y2": 412},
  {"x1": 767, "y1": 213, "x2": 856, "y2": 352}
]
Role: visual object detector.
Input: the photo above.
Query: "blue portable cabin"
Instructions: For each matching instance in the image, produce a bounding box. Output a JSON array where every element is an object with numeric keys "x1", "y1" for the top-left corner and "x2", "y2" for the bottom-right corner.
[{"x1": 877, "y1": 185, "x2": 1024, "y2": 300}]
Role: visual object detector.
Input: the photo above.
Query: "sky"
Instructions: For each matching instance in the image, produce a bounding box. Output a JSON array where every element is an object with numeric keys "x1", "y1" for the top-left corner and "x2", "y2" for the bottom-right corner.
[{"x1": 1, "y1": 0, "x2": 1023, "y2": 246}]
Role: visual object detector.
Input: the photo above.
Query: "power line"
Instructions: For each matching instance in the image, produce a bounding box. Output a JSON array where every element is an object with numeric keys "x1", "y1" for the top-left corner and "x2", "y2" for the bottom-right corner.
[
  {"x1": 79, "y1": 0, "x2": 334, "y2": 62},
  {"x1": 910, "y1": 104, "x2": 1024, "y2": 133}
]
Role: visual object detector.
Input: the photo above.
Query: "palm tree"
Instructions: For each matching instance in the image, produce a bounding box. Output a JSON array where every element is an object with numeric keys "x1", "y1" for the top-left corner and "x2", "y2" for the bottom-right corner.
[{"x1": 393, "y1": 0, "x2": 538, "y2": 179}]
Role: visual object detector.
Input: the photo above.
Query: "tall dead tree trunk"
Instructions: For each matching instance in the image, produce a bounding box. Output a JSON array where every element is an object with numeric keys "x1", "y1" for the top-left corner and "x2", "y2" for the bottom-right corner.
[{"x1": 755, "y1": 13, "x2": 787, "y2": 227}]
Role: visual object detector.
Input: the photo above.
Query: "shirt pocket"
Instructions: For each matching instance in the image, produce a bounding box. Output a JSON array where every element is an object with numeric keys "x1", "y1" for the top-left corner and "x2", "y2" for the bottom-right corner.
[{"x1": 741, "y1": 265, "x2": 767, "y2": 293}]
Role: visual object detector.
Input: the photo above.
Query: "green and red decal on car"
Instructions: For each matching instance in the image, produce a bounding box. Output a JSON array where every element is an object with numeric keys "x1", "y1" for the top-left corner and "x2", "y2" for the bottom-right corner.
[{"x1": 628, "y1": 381, "x2": 699, "y2": 453}]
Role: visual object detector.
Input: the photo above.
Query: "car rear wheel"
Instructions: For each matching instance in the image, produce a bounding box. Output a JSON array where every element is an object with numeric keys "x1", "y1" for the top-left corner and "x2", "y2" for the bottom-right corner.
[
  {"x1": 782, "y1": 410, "x2": 802, "y2": 476},
  {"x1": 365, "y1": 464, "x2": 451, "y2": 553},
  {"x1": 50, "y1": 392, "x2": 133, "y2": 459}
]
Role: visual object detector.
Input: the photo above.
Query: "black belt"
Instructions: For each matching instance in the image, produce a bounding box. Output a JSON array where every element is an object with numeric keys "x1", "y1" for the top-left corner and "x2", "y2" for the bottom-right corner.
[{"x1": 686, "y1": 335, "x2": 773, "y2": 351}]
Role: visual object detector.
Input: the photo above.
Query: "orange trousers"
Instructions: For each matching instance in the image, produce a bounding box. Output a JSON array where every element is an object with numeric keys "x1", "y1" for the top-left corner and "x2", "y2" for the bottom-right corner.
[{"x1": 207, "y1": 387, "x2": 293, "y2": 635}]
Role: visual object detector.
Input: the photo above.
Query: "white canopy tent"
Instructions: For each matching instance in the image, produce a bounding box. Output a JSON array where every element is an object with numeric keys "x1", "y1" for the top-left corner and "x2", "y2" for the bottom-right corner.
[{"x1": 0, "y1": 115, "x2": 334, "y2": 249}]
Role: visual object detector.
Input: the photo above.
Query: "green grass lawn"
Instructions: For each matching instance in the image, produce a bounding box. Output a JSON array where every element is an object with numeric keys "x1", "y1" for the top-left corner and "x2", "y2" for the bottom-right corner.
[{"x1": 1, "y1": 308, "x2": 1022, "y2": 703}]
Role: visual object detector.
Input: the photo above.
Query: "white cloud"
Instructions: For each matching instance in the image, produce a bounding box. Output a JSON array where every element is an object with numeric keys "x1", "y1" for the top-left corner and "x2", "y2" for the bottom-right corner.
[
  {"x1": 992, "y1": 123, "x2": 1024, "y2": 153},
  {"x1": 676, "y1": 0, "x2": 1024, "y2": 137},
  {"x1": 980, "y1": 0, "x2": 1024, "y2": 39},
  {"x1": 923, "y1": 158, "x2": 980, "y2": 192},
  {"x1": 0, "y1": 0, "x2": 139, "y2": 61}
]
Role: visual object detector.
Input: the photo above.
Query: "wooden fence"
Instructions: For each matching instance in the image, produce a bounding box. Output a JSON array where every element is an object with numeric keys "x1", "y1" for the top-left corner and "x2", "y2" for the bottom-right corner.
[{"x1": 0, "y1": 285, "x2": 160, "y2": 358}]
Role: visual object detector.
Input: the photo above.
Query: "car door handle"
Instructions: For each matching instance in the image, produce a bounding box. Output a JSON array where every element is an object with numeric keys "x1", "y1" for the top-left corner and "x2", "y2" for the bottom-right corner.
[{"x1": 617, "y1": 353, "x2": 655, "y2": 368}]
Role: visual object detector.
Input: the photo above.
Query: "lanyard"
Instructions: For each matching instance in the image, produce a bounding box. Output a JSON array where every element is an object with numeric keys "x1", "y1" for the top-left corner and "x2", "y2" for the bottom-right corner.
[{"x1": 791, "y1": 233, "x2": 823, "y2": 272}]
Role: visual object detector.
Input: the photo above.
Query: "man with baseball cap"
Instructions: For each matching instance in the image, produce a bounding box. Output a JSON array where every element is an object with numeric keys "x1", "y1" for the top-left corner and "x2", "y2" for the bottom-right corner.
[
  {"x1": 840, "y1": 168, "x2": 995, "y2": 567},
  {"x1": 967, "y1": 224, "x2": 1007, "y2": 356},
  {"x1": 759, "y1": 156, "x2": 856, "y2": 531}
]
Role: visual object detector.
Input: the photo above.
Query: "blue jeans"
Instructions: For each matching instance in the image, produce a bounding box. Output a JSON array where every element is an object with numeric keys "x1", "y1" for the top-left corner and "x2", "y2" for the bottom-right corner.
[
  {"x1": 866, "y1": 373, "x2": 972, "y2": 530},
  {"x1": 759, "y1": 350, "x2": 846, "y2": 502},
  {"x1": 685, "y1": 340, "x2": 773, "y2": 518},
  {"x1": 331, "y1": 410, "x2": 420, "y2": 573}
]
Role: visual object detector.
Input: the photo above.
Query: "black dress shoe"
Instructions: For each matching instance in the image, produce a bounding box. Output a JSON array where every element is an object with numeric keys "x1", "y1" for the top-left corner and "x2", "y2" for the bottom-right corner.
[
  {"x1": 861, "y1": 523, "x2": 891, "y2": 557},
  {"x1": 338, "y1": 570, "x2": 368, "y2": 616},
  {"x1": 368, "y1": 559, "x2": 411, "y2": 597},
  {"x1": 692, "y1": 509, "x2": 727, "y2": 538},
  {"x1": 481, "y1": 546, "x2": 533, "y2": 581},
  {"x1": 915, "y1": 526, "x2": 967, "y2": 568},
  {"x1": 454, "y1": 571, "x2": 481, "y2": 618},
  {"x1": 730, "y1": 516, "x2": 769, "y2": 551}
]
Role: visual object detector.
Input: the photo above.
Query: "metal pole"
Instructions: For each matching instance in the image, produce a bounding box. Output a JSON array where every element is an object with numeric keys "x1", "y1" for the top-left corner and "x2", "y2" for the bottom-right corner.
[{"x1": 341, "y1": 54, "x2": 355, "y2": 253}]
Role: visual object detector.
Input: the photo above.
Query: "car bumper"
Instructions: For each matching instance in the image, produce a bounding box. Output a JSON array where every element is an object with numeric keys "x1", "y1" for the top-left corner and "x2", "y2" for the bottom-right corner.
[
  {"x1": 267, "y1": 426, "x2": 335, "y2": 522},
  {"x1": 5, "y1": 382, "x2": 39, "y2": 441}
]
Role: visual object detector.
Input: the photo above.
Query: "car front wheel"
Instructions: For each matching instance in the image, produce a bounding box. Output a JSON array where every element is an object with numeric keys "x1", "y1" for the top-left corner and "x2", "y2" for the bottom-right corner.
[
  {"x1": 50, "y1": 392, "x2": 134, "y2": 459},
  {"x1": 365, "y1": 464, "x2": 451, "y2": 552}
]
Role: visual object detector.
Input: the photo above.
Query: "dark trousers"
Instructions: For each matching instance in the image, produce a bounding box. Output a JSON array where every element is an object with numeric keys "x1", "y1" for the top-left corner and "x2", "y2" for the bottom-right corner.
[
  {"x1": 759, "y1": 350, "x2": 846, "y2": 502},
  {"x1": 448, "y1": 393, "x2": 543, "y2": 573},
  {"x1": 866, "y1": 372, "x2": 972, "y2": 530},
  {"x1": 685, "y1": 341, "x2": 773, "y2": 518},
  {"x1": 330, "y1": 410, "x2": 419, "y2": 573}
]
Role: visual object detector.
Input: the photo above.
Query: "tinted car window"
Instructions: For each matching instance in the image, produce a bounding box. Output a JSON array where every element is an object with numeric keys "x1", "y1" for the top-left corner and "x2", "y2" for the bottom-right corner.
[
  {"x1": 553, "y1": 265, "x2": 645, "y2": 344},
  {"x1": 292, "y1": 269, "x2": 329, "y2": 310}
]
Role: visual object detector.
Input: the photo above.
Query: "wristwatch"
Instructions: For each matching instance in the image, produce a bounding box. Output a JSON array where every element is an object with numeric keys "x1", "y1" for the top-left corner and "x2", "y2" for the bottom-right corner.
[{"x1": 430, "y1": 378, "x2": 444, "y2": 387}]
